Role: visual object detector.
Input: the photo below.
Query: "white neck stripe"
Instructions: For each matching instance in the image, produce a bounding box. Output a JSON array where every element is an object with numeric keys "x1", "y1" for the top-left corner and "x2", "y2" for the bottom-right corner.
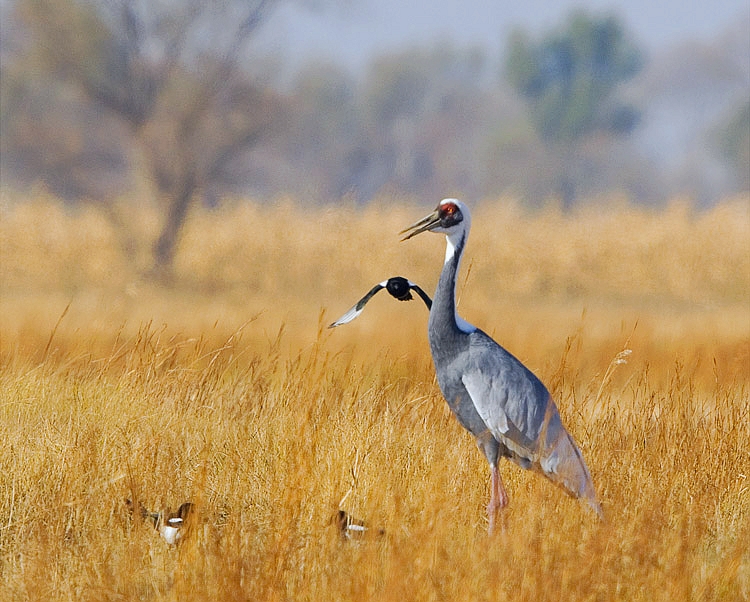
[{"x1": 442, "y1": 230, "x2": 476, "y2": 334}]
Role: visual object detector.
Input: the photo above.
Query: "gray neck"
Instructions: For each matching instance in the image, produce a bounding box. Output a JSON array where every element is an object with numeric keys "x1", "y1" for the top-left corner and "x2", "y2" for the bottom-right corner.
[{"x1": 428, "y1": 231, "x2": 467, "y2": 354}]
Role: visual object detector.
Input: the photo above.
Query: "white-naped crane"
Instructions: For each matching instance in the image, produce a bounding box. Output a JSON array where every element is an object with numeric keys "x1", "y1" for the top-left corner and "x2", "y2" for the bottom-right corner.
[
  {"x1": 402, "y1": 199, "x2": 602, "y2": 533},
  {"x1": 329, "y1": 276, "x2": 432, "y2": 328}
]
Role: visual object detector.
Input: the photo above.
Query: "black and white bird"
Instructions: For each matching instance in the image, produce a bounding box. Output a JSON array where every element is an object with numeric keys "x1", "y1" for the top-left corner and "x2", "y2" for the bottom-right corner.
[
  {"x1": 333, "y1": 509, "x2": 385, "y2": 541},
  {"x1": 128, "y1": 499, "x2": 196, "y2": 545},
  {"x1": 329, "y1": 276, "x2": 432, "y2": 328},
  {"x1": 401, "y1": 199, "x2": 602, "y2": 533},
  {"x1": 156, "y1": 502, "x2": 195, "y2": 545}
]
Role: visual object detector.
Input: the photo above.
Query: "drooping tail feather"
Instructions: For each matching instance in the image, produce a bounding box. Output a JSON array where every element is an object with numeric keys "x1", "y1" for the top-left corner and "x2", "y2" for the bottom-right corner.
[{"x1": 540, "y1": 430, "x2": 603, "y2": 519}]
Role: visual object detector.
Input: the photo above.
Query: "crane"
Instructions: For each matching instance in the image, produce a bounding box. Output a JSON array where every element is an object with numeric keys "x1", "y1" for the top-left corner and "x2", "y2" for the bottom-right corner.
[{"x1": 402, "y1": 199, "x2": 602, "y2": 533}]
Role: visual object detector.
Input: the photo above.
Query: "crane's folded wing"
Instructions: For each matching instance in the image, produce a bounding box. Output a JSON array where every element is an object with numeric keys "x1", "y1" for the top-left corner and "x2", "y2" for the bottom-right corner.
[
  {"x1": 460, "y1": 330, "x2": 553, "y2": 459},
  {"x1": 460, "y1": 330, "x2": 601, "y2": 514}
]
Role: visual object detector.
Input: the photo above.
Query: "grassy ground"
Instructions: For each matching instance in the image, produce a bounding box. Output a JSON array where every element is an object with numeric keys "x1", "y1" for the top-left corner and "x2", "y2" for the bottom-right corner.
[{"x1": 1, "y1": 195, "x2": 748, "y2": 601}]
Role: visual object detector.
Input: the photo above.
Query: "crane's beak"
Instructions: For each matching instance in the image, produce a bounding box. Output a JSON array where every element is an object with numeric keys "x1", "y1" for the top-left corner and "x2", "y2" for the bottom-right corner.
[{"x1": 400, "y1": 208, "x2": 441, "y2": 241}]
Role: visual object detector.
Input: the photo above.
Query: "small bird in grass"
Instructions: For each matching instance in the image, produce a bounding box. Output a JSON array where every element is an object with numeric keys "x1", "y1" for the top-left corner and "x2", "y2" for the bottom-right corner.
[
  {"x1": 127, "y1": 499, "x2": 196, "y2": 545},
  {"x1": 329, "y1": 276, "x2": 432, "y2": 327},
  {"x1": 333, "y1": 509, "x2": 385, "y2": 541},
  {"x1": 156, "y1": 502, "x2": 195, "y2": 545},
  {"x1": 401, "y1": 199, "x2": 602, "y2": 533}
]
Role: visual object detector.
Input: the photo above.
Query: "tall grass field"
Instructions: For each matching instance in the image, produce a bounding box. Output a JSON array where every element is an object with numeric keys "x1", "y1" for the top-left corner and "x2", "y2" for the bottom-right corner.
[{"x1": 1, "y1": 195, "x2": 748, "y2": 601}]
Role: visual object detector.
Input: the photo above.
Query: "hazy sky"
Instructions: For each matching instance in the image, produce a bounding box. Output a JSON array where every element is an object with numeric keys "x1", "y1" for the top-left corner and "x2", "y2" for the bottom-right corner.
[{"x1": 258, "y1": 0, "x2": 749, "y2": 71}]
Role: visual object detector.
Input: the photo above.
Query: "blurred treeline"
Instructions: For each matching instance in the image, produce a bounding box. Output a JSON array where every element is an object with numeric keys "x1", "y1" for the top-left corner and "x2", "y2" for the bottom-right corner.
[{"x1": 1, "y1": 0, "x2": 748, "y2": 272}]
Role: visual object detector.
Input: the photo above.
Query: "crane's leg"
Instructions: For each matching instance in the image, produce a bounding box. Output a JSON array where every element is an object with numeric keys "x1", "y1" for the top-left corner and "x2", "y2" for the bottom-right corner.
[
  {"x1": 488, "y1": 463, "x2": 509, "y2": 535},
  {"x1": 476, "y1": 434, "x2": 508, "y2": 535}
]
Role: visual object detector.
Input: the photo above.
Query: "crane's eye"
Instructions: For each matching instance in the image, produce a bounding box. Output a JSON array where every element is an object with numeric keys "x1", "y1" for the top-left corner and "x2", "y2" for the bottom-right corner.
[{"x1": 439, "y1": 202, "x2": 462, "y2": 225}]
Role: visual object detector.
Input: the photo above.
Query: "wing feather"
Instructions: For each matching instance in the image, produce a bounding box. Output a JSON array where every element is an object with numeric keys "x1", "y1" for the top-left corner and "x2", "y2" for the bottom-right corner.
[{"x1": 328, "y1": 282, "x2": 387, "y2": 327}]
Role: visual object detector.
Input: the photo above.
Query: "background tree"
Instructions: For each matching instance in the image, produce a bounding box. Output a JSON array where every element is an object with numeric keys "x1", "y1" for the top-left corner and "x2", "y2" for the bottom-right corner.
[
  {"x1": 358, "y1": 45, "x2": 490, "y2": 201},
  {"x1": 714, "y1": 100, "x2": 750, "y2": 192},
  {"x1": 505, "y1": 11, "x2": 643, "y2": 204},
  {"x1": 2, "y1": 3, "x2": 745, "y2": 227},
  {"x1": 268, "y1": 45, "x2": 494, "y2": 204},
  {"x1": 2, "y1": 0, "x2": 284, "y2": 276}
]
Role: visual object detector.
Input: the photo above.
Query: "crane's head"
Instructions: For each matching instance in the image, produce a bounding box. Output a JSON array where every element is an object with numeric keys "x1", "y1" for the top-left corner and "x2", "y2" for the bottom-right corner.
[{"x1": 400, "y1": 198, "x2": 470, "y2": 241}]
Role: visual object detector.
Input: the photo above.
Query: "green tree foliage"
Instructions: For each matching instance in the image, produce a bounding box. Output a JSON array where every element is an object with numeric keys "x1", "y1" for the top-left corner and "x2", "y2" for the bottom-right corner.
[
  {"x1": 506, "y1": 11, "x2": 643, "y2": 143},
  {"x1": 714, "y1": 100, "x2": 750, "y2": 191}
]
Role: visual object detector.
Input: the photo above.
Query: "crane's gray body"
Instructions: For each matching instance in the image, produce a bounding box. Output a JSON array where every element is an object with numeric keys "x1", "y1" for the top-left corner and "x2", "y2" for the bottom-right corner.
[{"x1": 425, "y1": 208, "x2": 600, "y2": 512}]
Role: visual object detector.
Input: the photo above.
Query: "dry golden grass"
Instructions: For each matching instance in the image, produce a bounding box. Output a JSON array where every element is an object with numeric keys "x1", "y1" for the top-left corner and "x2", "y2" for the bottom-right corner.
[{"x1": 1, "y1": 194, "x2": 749, "y2": 601}]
